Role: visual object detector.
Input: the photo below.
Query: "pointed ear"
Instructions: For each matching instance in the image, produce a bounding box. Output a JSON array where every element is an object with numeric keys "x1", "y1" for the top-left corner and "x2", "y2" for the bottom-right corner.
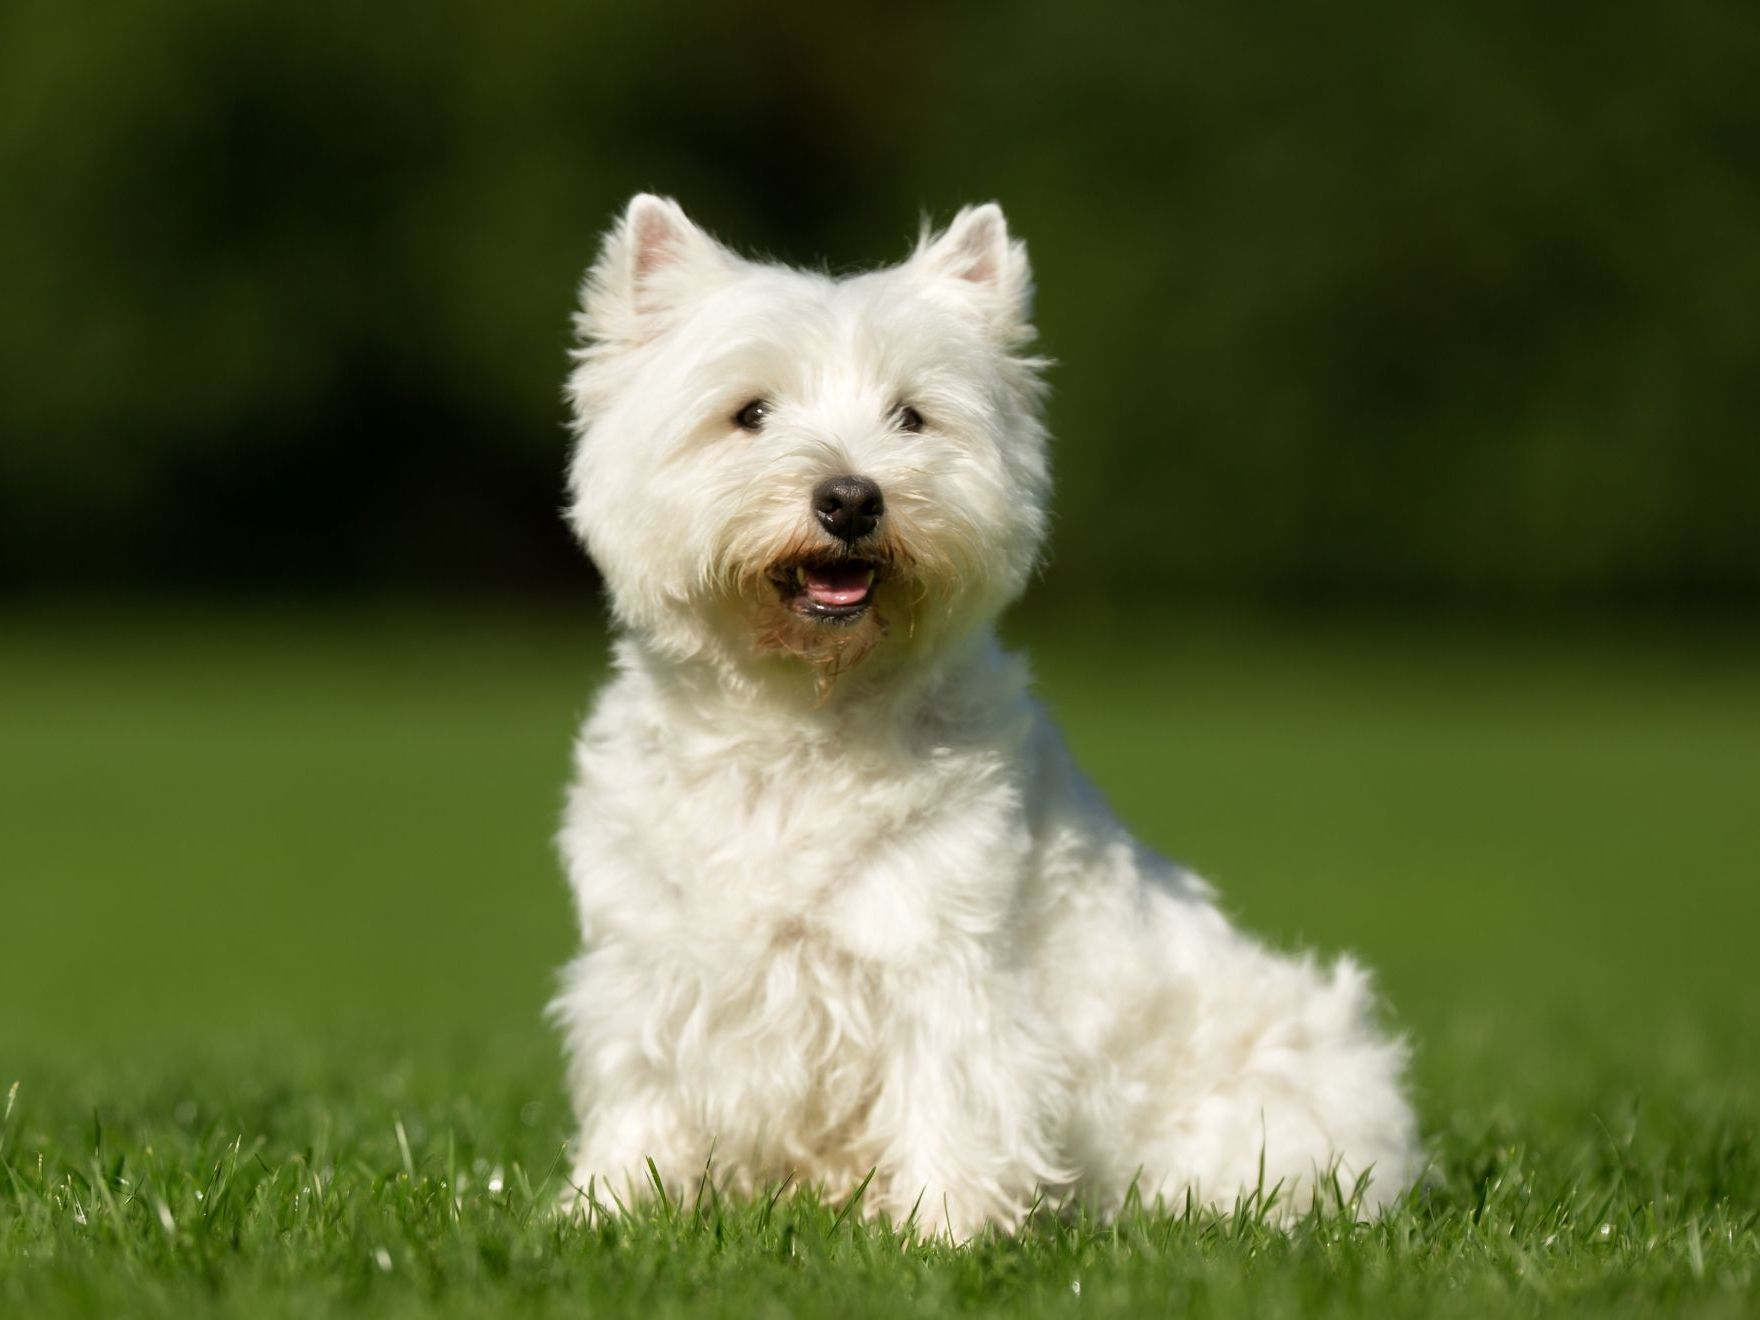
[
  {"x1": 911, "y1": 203, "x2": 1034, "y2": 342},
  {"x1": 577, "y1": 194, "x2": 732, "y2": 346}
]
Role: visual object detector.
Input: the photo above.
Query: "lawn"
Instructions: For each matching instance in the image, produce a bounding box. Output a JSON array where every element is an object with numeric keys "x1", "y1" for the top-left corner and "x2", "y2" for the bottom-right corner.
[{"x1": 1, "y1": 605, "x2": 1756, "y2": 1317}]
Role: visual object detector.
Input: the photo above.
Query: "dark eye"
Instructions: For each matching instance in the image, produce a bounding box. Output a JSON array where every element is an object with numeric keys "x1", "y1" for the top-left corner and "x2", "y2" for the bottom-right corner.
[
  {"x1": 896, "y1": 405, "x2": 925, "y2": 433},
  {"x1": 734, "y1": 399, "x2": 772, "y2": 432}
]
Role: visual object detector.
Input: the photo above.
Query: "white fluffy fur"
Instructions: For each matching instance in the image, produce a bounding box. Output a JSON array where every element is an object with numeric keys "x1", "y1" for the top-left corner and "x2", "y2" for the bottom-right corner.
[{"x1": 552, "y1": 195, "x2": 1419, "y2": 1238}]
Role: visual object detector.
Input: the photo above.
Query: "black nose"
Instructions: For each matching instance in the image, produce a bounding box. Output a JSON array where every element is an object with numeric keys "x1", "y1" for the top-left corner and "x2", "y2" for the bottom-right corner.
[{"x1": 813, "y1": 474, "x2": 884, "y2": 543}]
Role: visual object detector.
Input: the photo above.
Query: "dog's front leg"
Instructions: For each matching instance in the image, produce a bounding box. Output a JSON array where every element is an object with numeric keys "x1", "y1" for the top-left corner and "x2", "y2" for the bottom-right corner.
[{"x1": 864, "y1": 967, "x2": 1071, "y2": 1240}]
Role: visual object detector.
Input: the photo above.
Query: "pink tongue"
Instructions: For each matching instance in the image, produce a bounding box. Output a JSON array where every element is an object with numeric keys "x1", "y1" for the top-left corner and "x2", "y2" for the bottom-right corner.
[{"x1": 804, "y1": 564, "x2": 872, "y2": 606}]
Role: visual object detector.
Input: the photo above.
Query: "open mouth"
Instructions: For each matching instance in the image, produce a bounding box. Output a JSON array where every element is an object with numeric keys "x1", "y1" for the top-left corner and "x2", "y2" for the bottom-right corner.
[{"x1": 771, "y1": 558, "x2": 880, "y2": 622}]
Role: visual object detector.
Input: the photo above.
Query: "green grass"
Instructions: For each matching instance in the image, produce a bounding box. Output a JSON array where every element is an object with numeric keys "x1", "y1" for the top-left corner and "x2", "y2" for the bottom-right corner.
[{"x1": 2, "y1": 605, "x2": 1757, "y2": 1317}]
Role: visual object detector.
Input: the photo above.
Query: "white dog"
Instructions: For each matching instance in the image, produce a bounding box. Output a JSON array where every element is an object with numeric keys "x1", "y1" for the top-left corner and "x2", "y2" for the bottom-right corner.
[{"x1": 552, "y1": 196, "x2": 1418, "y2": 1238}]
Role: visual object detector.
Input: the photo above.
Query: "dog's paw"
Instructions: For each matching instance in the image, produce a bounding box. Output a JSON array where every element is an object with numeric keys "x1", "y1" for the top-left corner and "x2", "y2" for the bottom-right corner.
[
  {"x1": 879, "y1": 1182, "x2": 1031, "y2": 1243},
  {"x1": 556, "y1": 1161, "x2": 669, "y2": 1223}
]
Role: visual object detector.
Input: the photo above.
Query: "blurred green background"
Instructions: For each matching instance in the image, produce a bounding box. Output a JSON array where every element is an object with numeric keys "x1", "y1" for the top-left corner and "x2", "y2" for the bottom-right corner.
[
  {"x1": 3, "y1": 610, "x2": 1756, "y2": 1120},
  {"x1": 3, "y1": 0, "x2": 1757, "y2": 604},
  {"x1": 1, "y1": 0, "x2": 1756, "y2": 1133}
]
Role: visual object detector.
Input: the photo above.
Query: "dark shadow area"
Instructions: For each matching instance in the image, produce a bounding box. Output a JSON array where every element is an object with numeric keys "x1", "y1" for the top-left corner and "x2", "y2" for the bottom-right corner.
[{"x1": 2, "y1": 0, "x2": 1755, "y2": 611}]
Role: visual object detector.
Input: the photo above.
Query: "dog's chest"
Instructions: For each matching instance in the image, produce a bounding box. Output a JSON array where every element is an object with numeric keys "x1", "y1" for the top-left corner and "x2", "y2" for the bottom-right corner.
[{"x1": 585, "y1": 727, "x2": 1030, "y2": 965}]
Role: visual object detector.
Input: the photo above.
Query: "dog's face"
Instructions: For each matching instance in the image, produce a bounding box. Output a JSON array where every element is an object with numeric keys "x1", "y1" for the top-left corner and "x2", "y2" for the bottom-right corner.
[{"x1": 566, "y1": 196, "x2": 1049, "y2": 683}]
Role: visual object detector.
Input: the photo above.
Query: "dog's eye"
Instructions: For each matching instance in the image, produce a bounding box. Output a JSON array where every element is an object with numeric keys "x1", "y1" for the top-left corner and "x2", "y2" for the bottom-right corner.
[
  {"x1": 734, "y1": 400, "x2": 772, "y2": 432},
  {"x1": 896, "y1": 405, "x2": 926, "y2": 433}
]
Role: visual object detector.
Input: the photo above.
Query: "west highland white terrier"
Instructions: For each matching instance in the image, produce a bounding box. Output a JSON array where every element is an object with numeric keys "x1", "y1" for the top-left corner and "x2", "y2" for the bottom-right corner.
[{"x1": 552, "y1": 195, "x2": 1418, "y2": 1238}]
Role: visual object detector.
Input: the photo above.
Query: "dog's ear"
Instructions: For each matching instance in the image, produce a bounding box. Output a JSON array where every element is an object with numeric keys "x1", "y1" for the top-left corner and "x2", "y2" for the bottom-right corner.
[
  {"x1": 577, "y1": 194, "x2": 733, "y2": 346},
  {"x1": 911, "y1": 203, "x2": 1034, "y2": 343}
]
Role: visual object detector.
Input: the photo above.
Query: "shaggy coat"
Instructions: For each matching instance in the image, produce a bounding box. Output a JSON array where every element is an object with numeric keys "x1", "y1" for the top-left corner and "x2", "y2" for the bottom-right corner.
[{"x1": 553, "y1": 196, "x2": 1418, "y2": 1238}]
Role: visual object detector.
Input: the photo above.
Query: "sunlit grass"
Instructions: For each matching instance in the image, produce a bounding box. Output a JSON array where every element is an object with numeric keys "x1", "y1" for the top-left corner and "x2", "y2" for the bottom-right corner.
[{"x1": 2, "y1": 1058, "x2": 1754, "y2": 1318}]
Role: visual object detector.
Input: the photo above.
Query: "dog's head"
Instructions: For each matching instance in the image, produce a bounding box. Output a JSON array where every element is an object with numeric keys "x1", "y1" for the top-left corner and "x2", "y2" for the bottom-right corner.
[{"x1": 566, "y1": 196, "x2": 1049, "y2": 686}]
